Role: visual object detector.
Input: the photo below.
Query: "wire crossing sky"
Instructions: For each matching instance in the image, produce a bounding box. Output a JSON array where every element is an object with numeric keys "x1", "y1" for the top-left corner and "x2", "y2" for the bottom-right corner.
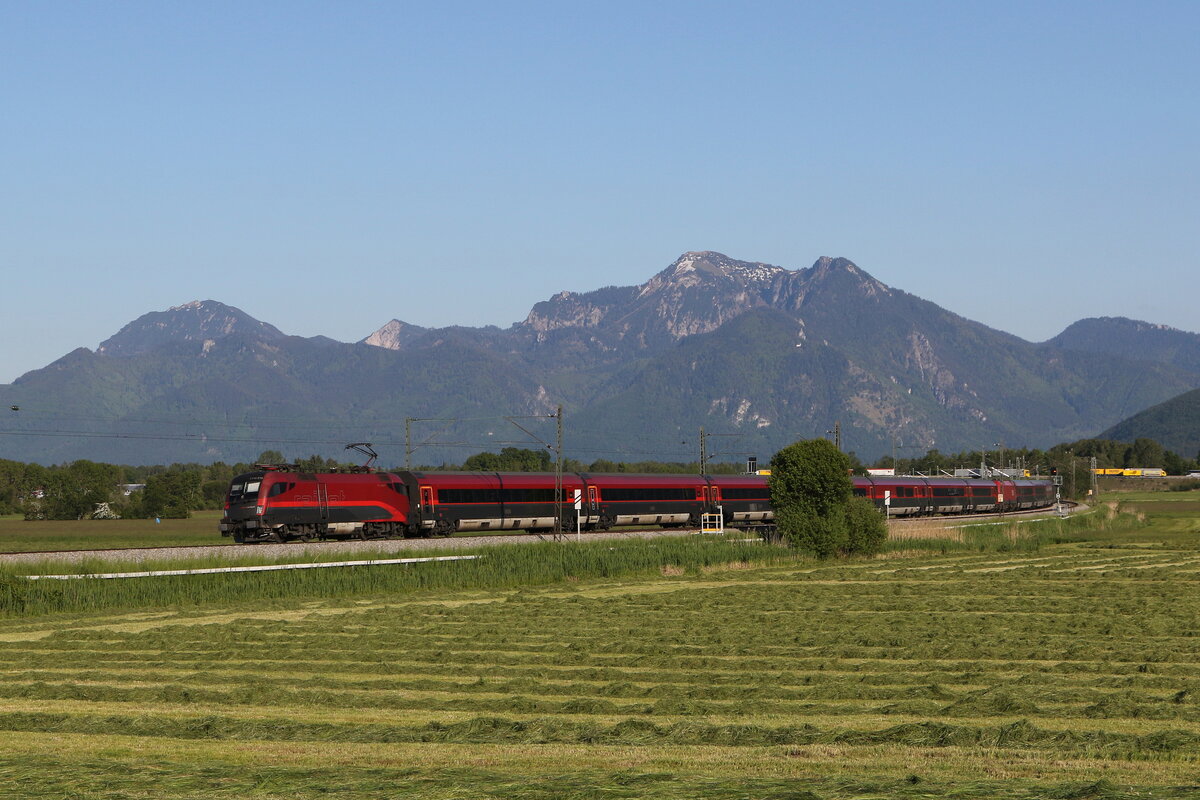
[{"x1": 1, "y1": 1, "x2": 1197, "y2": 382}]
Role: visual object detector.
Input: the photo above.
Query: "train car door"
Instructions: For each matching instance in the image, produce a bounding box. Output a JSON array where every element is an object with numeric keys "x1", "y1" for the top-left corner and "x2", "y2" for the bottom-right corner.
[
  {"x1": 420, "y1": 486, "x2": 434, "y2": 510},
  {"x1": 316, "y1": 481, "x2": 329, "y2": 520}
]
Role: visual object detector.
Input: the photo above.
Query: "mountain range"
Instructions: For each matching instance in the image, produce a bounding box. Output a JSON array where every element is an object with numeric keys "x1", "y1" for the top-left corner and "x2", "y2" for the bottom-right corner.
[{"x1": 3, "y1": 252, "x2": 1199, "y2": 466}]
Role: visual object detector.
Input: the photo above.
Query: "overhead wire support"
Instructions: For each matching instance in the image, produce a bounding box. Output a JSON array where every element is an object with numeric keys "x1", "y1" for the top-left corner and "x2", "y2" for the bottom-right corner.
[
  {"x1": 404, "y1": 416, "x2": 465, "y2": 470},
  {"x1": 502, "y1": 408, "x2": 565, "y2": 541},
  {"x1": 698, "y1": 427, "x2": 743, "y2": 475}
]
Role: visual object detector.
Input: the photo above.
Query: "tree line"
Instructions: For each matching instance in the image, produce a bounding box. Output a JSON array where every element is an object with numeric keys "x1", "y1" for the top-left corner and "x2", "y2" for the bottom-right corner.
[
  {"x1": 2, "y1": 436, "x2": 1192, "y2": 521},
  {"x1": 0, "y1": 446, "x2": 748, "y2": 521},
  {"x1": 871, "y1": 437, "x2": 1199, "y2": 487}
]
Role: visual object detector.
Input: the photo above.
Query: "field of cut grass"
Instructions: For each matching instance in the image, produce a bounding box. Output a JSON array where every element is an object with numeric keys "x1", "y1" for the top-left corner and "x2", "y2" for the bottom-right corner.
[{"x1": 0, "y1": 499, "x2": 1197, "y2": 798}]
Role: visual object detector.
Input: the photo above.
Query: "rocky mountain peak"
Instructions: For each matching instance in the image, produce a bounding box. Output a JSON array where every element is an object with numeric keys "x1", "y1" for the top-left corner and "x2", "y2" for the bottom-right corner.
[
  {"x1": 361, "y1": 319, "x2": 429, "y2": 350},
  {"x1": 641, "y1": 251, "x2": 788, "y2": 296},
  {"x1": 97, "y1": 300, "x2": 285, "y2": 358},
  {"x1": 805, "y1": 256, "x2": 893, "y2": 299}
]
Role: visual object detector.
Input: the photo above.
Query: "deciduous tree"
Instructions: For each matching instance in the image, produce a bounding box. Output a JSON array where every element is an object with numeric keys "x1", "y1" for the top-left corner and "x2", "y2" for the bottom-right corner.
[{"x1": 768, "y1": 439, "x2": 885, "y2": 557}]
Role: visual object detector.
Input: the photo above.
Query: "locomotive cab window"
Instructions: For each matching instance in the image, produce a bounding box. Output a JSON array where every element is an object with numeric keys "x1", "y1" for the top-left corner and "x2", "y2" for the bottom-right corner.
[{"x1": 230, "y1": 481, "x2": 261, "y2": 502}]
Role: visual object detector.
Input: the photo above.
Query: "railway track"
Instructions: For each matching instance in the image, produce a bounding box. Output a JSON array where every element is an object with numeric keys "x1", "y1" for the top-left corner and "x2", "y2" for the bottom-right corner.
[{"x1": 1, "y1": 502, "x2": 1076, "y2": 568}]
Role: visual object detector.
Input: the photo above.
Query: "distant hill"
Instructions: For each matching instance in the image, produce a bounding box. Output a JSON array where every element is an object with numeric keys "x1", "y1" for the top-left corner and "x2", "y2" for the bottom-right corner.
[
  {"x1": 1100, "y1": 387, "x2": 1200, "y2": 459},
  {"x1": 1047, "y1": 317, "x2": 1200, "y2": 375},
  {"x1": 3, "y1": 254, "x2": 1200, "y2": 465}
]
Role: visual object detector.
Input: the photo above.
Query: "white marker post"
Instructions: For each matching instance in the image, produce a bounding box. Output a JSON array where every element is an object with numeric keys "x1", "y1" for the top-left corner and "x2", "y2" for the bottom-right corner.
[
  {"x1": 884, "y1": 490, "x2": 891, "y2": 519},
  {"x1": 573, "y1": 488, "x2": 582, "y2": 542}
]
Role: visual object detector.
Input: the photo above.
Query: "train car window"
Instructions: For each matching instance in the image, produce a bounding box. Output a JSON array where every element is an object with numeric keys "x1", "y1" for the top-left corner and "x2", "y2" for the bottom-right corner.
[
  {"x1": 972, "y1": 487, "x2": 993, "y2": 497},
  {"x1": 502, "y1": 488, "x2": 556, "y2": 503},
  {"x1": 439, "y1": 489, "x2": 500, "y2": 504},
  {"x1": 932, "y1": 487, "x2": 963, "y2": 497},
  {"x1": 721, "y1": 488, "x2": 770, "y2": 500},
  {"x1": 602, "y1": 488, "x2": 695, "y2": 502}
]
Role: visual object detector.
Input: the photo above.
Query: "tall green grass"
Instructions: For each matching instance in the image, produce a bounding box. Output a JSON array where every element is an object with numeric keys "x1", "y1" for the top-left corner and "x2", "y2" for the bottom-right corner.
[
  {"x1": 0, "y1": 536, "x2": 796, "y2": 617},
  {"x1": 1, "y1": 506, "x2": 1141, "y2": 619}
]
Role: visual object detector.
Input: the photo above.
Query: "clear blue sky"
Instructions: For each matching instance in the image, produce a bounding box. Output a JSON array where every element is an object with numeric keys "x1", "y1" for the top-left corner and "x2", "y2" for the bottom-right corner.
[{"x1": 2, "y1": 1, "x2": 1197, "y2": 382}]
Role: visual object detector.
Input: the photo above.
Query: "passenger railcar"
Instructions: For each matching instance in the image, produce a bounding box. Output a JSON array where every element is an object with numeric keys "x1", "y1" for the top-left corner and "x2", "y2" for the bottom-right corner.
[{"x1": 220, "y1": 467, "x2": 1058, "y2": 543}]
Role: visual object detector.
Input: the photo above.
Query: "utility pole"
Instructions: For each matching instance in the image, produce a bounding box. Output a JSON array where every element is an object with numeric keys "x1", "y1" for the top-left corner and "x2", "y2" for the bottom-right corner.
[
  {"x1": 698, "y1": 428, "x2": 742, "y2": 474},
  {"x1": 554, "y1": 404, "x2": 563, "y2": 540},
  {"x1": 405, "y1": 418, "x2": 412, "y2": 470},
  {"x1": 834, "y1": 421, "x2": 841, "y2": 452}
]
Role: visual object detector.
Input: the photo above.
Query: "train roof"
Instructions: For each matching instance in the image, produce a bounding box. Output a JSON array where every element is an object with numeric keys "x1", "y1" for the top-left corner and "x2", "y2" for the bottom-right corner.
[
  {"x1": 405, "y1": 471, "x2": 747, "y2": 487},
  {"x1": 706, "y1": 474, "x2": 770, "y2": 486}
]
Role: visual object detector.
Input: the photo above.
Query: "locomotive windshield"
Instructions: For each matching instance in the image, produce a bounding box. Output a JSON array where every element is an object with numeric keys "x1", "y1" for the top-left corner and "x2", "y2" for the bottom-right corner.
[{"x1": 228, "y1": 479, "x2": 261, "y2": 503}]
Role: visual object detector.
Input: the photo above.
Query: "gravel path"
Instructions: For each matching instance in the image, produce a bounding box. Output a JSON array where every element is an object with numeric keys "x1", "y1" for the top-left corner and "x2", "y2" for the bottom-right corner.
[{"x1": 0, "y1": 528, "x2": 705, "y2": 567}]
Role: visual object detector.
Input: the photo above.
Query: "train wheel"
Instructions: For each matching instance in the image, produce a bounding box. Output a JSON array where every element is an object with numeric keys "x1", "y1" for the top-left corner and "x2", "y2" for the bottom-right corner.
[{"x1": 271, "y1": 526, "x2": 287, "y2": 544}]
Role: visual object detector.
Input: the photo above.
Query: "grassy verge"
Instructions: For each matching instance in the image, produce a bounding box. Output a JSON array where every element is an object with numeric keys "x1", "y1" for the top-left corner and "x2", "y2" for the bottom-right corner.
[{"x1": 0, "y1": 535, "x2": 804, "y2": 617}]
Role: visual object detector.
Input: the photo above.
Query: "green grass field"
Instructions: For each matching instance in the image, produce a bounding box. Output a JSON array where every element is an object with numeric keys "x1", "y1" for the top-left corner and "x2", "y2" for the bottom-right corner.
[
  {"x1": 0, "y1": 500, "x2": 1198, "y2": 798},
  {"x1": 0, "y1": 511, "x2": 224, "y2": 552}
]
